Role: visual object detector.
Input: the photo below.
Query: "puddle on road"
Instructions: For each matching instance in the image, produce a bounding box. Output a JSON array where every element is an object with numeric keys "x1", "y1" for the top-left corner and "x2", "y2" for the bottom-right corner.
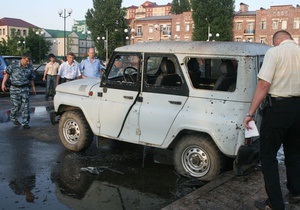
[{"x1": 0, "y1": 106, "x2": 51, "y2": 123}]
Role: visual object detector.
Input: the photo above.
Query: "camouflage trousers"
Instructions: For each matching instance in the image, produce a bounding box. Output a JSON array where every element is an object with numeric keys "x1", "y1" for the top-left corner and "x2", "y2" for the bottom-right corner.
[{"x1": 10, "y1": 86, "x2": 30, "y2": 125}]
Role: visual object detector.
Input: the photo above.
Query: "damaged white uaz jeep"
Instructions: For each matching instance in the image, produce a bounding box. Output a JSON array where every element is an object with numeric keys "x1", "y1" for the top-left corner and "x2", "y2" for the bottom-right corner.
[{"x1": 52, "y1": 41, "x2": 270, "y2": 181}]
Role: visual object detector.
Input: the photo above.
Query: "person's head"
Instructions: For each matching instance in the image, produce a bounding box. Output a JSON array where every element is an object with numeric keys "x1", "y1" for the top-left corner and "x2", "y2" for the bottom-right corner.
[
  {"x1": 66, "y1": 52, "x2": 75, "y2": 64},
  {"x1": 114, "y1": 58, "x2": 122, "y2": 68},
  {"x1": 272, "y1": 30, "x2": 293, "y2": 46},
  {"x1": 21, "y1": 52, "x2": 31, "y2": 67},
  {"x1": 88, "y1": 48, "x2": 95, "y2": 59},
  {"x1": 49, "y1": 53, "x2": 56, "y2": 62}
]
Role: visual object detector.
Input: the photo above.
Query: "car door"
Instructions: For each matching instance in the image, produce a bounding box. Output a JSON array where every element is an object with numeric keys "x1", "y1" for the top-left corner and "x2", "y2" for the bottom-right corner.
[
  {"x1": 98, "y1": 54, "x2": 142, "y2": 143},
  {"x1": 138, "y1": 54, "x2": 189, "y2": 146}
]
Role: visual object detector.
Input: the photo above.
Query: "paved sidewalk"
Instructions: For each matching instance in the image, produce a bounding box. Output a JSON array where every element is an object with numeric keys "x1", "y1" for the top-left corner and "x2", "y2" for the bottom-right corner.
[{"x1": 162, "y1": 164, "x2": 300, "y2": 210}]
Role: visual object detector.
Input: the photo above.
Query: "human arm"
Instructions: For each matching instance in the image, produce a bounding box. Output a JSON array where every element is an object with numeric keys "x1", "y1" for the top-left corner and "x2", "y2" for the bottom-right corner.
[
  {"x1": 1, "y1": 73, "x2": 10, "y2": 92},
  {"x1": 43, "y1": 65, "x2": 48, "y2": 81},
  {"x1": 30, "y1": 80, "x2": 36, "y2": 95},
  {"x1": 243, "y1": 79, "x2": 270, "y2": 130}
]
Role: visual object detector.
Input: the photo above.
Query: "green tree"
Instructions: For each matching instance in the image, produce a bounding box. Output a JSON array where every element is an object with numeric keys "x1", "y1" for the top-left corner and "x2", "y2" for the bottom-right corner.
[
  {"x1": 0, "y1": 28, "x2": 51, "y2": 62},
  {"x1": 86, "y1": 0, "x2": 127, "y2": 60},
  {"x1": 191, "y1": 0, "x2": 234, "y2": 41},
  {"x1": 171, "y1": 0, "x2": 180, "y2": 14},
  {"x1": 171, "y1": 0, "x2": 190, "y2": 14},
  {"x1": 26, "y1": 28, "x2": 51, "y2": 63}
]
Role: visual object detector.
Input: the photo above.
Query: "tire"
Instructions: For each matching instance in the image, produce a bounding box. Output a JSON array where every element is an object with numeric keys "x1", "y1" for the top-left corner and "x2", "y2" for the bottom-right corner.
[
  {"x1": 173, "y1": 134, "x2": 224, "y2": 181},
  {"x1": 58, "y1": 110, "x2": 93, "y2": 152}
]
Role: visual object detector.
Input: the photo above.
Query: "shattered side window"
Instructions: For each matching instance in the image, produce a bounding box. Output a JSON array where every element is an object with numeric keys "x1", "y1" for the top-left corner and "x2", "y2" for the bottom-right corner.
[{"x1": 186, "y1": 57, "x2": 238, "y2": 92}]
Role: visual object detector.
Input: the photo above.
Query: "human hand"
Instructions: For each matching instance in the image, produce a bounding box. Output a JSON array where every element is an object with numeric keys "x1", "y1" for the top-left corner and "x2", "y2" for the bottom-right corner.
[{"x1": 243, "y1": 116, "x2": 253, "y2": 130}]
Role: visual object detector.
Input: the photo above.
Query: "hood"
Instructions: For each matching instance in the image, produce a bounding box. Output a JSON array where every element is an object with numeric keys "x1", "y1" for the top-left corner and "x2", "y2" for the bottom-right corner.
[{"x1": 56, "y1": 78, "x2": 100, "y2": 96}]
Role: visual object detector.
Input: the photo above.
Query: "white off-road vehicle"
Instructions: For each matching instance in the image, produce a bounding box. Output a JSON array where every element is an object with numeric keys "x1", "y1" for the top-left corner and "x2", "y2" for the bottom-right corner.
[{"x1": 52, "y1": 41, "x2": 270, "y2": 181}]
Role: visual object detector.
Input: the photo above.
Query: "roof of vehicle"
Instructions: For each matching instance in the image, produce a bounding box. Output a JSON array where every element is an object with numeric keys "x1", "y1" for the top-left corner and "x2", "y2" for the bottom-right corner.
[{"x1": 115, "y1": 41, "x2": 271, "y2": 57}]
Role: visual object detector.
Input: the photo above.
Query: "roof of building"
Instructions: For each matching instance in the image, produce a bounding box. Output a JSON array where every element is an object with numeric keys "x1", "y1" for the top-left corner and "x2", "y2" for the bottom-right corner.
[
  {"x1": 0, "y1": 17, "x2": 39, "y2": 28},
  {"x1": 45, "y1": 29, "x2": 72, "y2": 38},
  {"x1": 136, "y1": 15, "x2": 172, "y2": 21},
  {"x1": 234, "y1": 11, "x2": 256, "y2": 16}
]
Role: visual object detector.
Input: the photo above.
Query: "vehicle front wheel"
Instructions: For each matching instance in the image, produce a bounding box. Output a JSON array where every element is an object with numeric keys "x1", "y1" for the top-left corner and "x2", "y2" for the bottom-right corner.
[
  {"x1": 173, "y1": 134, "x2": 224, "y2": 181},
  {"x1": 58, "y1": 110, "x2": 93, "y2": 152}
]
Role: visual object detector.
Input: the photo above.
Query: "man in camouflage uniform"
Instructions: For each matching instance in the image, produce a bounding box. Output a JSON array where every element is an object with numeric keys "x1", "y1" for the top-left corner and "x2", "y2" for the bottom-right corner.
[{"x1": 1, "y1": 53, "x2": 36, "y2": 129}]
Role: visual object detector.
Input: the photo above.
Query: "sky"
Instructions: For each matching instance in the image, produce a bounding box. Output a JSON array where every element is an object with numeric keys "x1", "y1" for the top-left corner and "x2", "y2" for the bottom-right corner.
[{"x1": 2, "y1": 0, "x2": 299, "y2": 31}]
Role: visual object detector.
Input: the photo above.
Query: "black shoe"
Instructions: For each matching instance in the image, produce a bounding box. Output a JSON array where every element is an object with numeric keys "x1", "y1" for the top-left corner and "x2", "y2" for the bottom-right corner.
[
  {"x1": 23, "y1": 125, "x2": 31, "y2": 129},
  {"x1": 254, "y1": 199, "x2": 273, "y2": 210},
  {"x1": 12, "y1": 120, "x2": 21, "y2": 126}
]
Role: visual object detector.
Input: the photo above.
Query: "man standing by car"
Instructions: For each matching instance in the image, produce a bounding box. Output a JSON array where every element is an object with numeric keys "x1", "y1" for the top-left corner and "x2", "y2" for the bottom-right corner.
[
  {"x1": 56, "y1": 52, "x2": 81, "y2": 85},
  {"x1": 43, "y1": 54, "x2": 59, "y2": 100},
  {"x1": 1, "y1": 52, "x2": 36, "y2": 129},
  {"x1": 80, "y1": 48, "x2": 104, "y2": 78},
  {"x1": 244, "y1": 30, "x2": 300, "y2": 210}
]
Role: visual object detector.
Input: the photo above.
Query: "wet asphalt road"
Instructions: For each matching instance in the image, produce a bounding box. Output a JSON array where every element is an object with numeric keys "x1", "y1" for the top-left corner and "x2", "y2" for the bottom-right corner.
[{"x1": 0, "y1": 91, "x2": 203, "y2": 209}]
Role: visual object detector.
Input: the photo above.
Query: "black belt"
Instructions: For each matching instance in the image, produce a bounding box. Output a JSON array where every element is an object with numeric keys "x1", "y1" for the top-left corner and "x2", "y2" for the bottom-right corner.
[
  {"x1": 65, "y1": 78, "x2": 74, "y2": 81},
  {"x1": 11, "y1": 84, "x2": 29, "y2": 88},
  {"x1": 272, "y1": 97, "x2": 300, "y2": 101}
]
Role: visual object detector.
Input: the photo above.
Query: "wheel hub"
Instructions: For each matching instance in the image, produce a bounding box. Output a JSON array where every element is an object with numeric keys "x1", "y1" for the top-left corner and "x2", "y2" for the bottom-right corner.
[{"x1": 181, "y1": 146, "x2": 210, "y2": 177}]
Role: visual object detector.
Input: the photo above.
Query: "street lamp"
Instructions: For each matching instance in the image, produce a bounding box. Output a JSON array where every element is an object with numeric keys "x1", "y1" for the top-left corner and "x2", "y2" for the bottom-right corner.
[
  {"x1": 205, "y1": 18, "x2": 211, "y2": 41},
  {"x1": 124, "y1": 28, "x2": 135, "y2": 44},
  {"x1": 36, "y1": 30, "x2": 44, "y2": 63},
  {"x1": 53, "y1": 40, "x2": 60, "y2": 56},
  {"x1": 18, "y1": 40, "x2": 26, "y2": 50},
  {"x1": 154, "y1": 24, "x2": 167, "y2": 41},
  {"x1": 98, "y1": 30, "x2": 108, "y2": 64},
  {"x1": 82, "y1": 30, "x2": 91, "y2": 55},
  {"x1": 58, "y1": 8, "x2": 73, "y2": 60}
]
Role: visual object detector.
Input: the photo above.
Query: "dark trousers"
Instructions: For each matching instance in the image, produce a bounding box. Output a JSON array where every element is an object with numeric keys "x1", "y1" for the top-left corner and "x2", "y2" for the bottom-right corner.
[
  {"x1": 260, "y1": 98, "x2": 300, "y2": 210},
  {"x1": 45, "y1": 75, "x2": 57, "y2": 99}
]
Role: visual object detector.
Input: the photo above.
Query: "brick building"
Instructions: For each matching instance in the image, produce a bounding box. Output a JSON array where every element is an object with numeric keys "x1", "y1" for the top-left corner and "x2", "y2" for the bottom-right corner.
[
  {"x1": 127, "y1": 1, "x2": 300, "y2": 45},
  {"x1": 233, "y1": 3, "x2": 300, "y2": 45}
]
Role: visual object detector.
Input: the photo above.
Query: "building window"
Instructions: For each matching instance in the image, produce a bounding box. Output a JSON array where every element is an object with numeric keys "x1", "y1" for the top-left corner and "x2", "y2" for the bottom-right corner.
[
  {"x1": 236, "y1": 38, "x2": 242, "y2": 42},
  {"x1": 236, "y1": 22, "x2": 242, "y2": 31},
  {"x1": 261, "y1": 21, "x2": 266, "y2": 30},
  {"x1": 272, "y1": 21, "x2": 278, "y2": 29},
  {"x1": 137, "y1": 26, "x2": 142, "y2": 36},
  {"x1": 23, "y1": 30, "x2": 27, "y2": 36},
  {"x1": 175, "y1": 24, "x2": 180, "y2": 32},
  {"x1": 185, "y1": 24, "x2": 190, "y2": 31},
  {"x1": 246, "y1": 22, "x2": 254, "y2": 33},
  {"x1": 3, "y1": 29, "x2": 5, "y2": 35},
  {"x1": 293, "y1": 19, "x2": 300, "y2": 29},
  {"x1": 0, "y1": 30, "x2": 2, "y2": 36},
  {"x1": 260, "y1": 37, "x2": 266, "y2": 44},
  {"x1": 149, "y1": 26, "x2": 153, "y2": 33},
  {"x1": 282, "y1": 20, "x2": 287, "y2": 29}
]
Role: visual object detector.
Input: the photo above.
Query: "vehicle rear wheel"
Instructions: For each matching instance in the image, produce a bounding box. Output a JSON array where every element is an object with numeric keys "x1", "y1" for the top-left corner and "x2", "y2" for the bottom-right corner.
[
  {"x1": 58, "y1": 110, "x2": 93, "y2": 152},
  {"x1": 173, "y1": 134, "x2": 224, "y2": 181}
]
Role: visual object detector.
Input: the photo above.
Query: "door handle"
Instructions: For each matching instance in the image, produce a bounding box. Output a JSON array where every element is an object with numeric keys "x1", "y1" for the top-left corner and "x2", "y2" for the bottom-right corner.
[
  {"x1": 123, "y1": 96, "x2": 134, "y2": 100},
  {"x1": 169, "y1": 101, "x2": 182, "y2": 105}
]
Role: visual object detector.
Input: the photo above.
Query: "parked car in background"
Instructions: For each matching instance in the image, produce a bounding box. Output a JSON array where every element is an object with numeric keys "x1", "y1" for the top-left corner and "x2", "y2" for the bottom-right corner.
[
  {"x1": 0, "y1": 56, "x2": 22, "y2": 90},
  {"x1": 33, "y1": 64, "x2": 46, "y2": 86}
]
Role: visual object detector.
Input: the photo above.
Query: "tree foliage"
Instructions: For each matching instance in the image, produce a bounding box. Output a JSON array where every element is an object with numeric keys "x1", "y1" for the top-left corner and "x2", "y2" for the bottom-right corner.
[
  {"x1": 86, "y1": 0, "x2": 127, "y2": 60},
  {"x1": 0, "y1": 28, "x2": 51, "y2": 63},
  {"x1": 171, "y1": 0, "x2": 191, "y2": 14},
  {"x1": 191, "y1": 0, "x2": 234, "y2": 41}
]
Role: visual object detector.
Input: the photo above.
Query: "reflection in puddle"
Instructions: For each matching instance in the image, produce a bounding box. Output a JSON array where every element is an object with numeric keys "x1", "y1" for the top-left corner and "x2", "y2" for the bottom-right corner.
[
  {"x1": 0, "y1": 106, "x2": 51, "y2": 123},
  {"x1": 51, "y1": 146, "x2": 205, "y2": 209}
]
